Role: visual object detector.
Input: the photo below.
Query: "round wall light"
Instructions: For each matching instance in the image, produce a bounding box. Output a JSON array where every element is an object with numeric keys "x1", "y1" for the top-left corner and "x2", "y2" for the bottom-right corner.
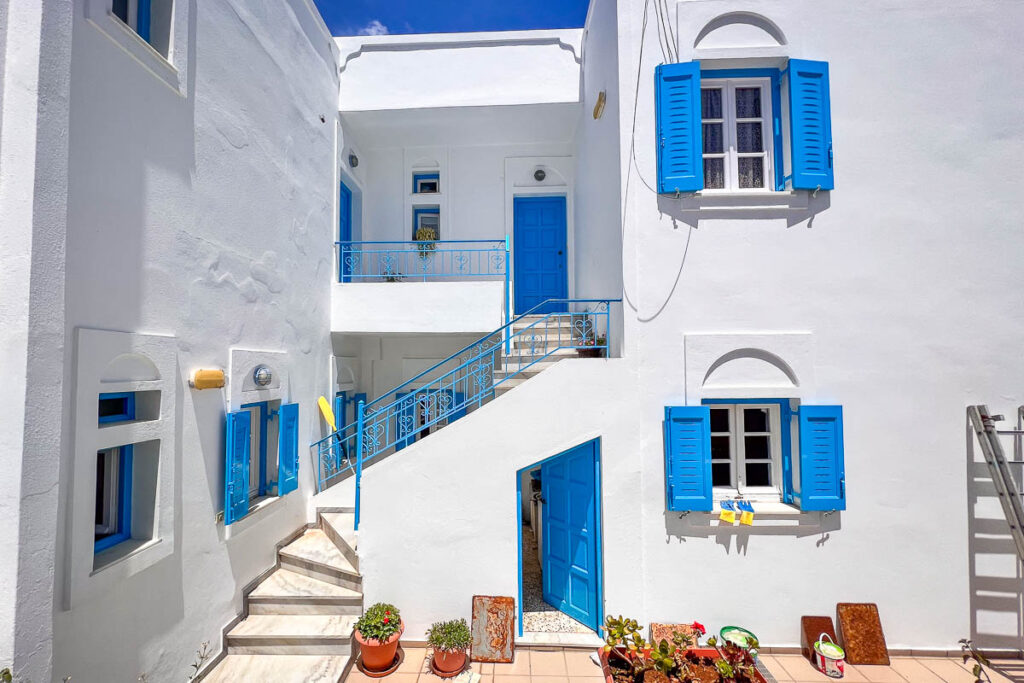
[
  {"x1": 253, "y1": 365, "x2": 273, "y2": 387},
  {"x1": 534, "y1": 168, "x2": 546, "y2": 182},
  {"x1": 349, "y1": 153, "x2": 359, "y2": 168}
]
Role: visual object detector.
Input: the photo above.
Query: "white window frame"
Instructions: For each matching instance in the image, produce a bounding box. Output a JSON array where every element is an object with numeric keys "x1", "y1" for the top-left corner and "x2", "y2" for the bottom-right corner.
[
  {"x1": 709, "y1": 403, "x2": 782, "y2": 500},
  {"x1": 701, "y1": 78, "x2": 775, "y2": 193},
  {"x1": 95, "y1": 447, "x2": 123, "y2": 537}
]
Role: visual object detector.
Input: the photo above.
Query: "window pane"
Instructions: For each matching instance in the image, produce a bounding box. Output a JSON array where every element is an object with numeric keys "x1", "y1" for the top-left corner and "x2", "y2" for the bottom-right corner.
[
  {"x1": 701, "y1": 88, "x2": 722, "y2": 119},
  {"x1": 710, "y1": 408, "x2": 729, "y2": 433},
  {"x1": 112, "y1": 0, "x2": 129, "y2": 23},
  {"x1": 743, "y1": 408, "x2": 770, "y2": 432},
  {"x1": 711, "y1": 436, "x2": 730, "y2": 461},
  {"x1": 704, "y1": 158, "x2": 725, "y2": 189},
  {"x1": 736, "y1": 122, "x2": 763, "y2": 153},
  {"x1": 702, "y1": 123, "x2": 723, "y2": 154},
  {"x1": 744, "y1": 435, "x2": 771, "y2": 461},
  {"x1": 712, "y1": 462, "x2": 731, "y2": 487},
  {"x1": 745, "y1": 462, "x2": 772, "y2": 487},
  {"x1": 737, "y1": 158, "x2": 765, "y2": 189},
  {"x1": 95, "y1": 451, "x2": 107, "y2": 526},
  {"x1": 735, "y1": 87, "x2": 762, "y2": 118}
]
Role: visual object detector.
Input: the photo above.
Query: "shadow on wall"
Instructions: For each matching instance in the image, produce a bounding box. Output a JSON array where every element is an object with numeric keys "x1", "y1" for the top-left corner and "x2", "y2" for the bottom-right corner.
[
  {"x1": 656, "y1": 192, "x2": 831, "y2": 229},
  {"x1": 663, "y1": 510, "x2": 840, "y2": 556},
  {"x1": 965, "y1": 417, "x2": 1024, "y2": 651}
]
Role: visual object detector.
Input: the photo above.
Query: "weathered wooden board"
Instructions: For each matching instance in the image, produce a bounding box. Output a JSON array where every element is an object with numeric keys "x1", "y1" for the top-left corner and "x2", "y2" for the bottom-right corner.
[
  {"x1": 801, "y1": 616, "x2": 838, "y2": 662},
  {"x1": 470, "y1": 596, "x2": 515, "y2": 663},
  {"x1": 836, "y1": 603, "x2": 889, "y2": 665}
]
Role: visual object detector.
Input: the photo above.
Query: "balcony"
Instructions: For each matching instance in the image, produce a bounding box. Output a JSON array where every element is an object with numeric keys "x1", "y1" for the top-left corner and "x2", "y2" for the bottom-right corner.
[{"x1": 331, "y1": 240, "x2": 510, "y2": 335}]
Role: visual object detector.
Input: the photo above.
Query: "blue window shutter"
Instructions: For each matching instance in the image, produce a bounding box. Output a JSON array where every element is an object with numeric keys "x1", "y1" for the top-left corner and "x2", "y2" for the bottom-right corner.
[
  {"x1": 655, "y1": 61, "x2": 703, "y2": 194},
  {"x1": 788, "y1": 59, "x2": 834, "y2": 190},
  {"x1": 224, "y1": 411, "x2": 251, "y2": 525},
  {"x1": 663, "y1": 406, "x2": 713, "y2": 511},
  {"x1": 798, "y1": 405, "x2": 845, "y2": 511},
  {"x1": 278, "y1": 403, "x2": 300, "y2": 496}
]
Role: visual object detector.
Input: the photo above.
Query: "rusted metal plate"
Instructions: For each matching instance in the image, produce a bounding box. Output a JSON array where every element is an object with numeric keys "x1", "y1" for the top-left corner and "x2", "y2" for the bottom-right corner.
[
  {"x1": 836, "y1": 603, "x2": 889, "y2": 665},
  {"x1": 470, "y1": 595, "x2": 515, "y2": 663}
]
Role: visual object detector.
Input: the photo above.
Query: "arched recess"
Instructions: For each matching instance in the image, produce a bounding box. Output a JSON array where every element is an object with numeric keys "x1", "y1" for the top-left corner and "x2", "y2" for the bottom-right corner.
[
  {"x1": 694, "y1": 12, "x2": 787, "y2": 50},
  {"x1": 702, "y1": 347, "x2": 799, "y2": 389},
  {"x1": 100, "y1": 353, "x2": 161, "y2": 383}
]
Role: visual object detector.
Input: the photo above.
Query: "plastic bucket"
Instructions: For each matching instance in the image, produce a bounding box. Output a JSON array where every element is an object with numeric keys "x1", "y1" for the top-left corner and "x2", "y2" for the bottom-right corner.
[{"x1": 813, "y1": 633, "x2": 845, "y2": 679}]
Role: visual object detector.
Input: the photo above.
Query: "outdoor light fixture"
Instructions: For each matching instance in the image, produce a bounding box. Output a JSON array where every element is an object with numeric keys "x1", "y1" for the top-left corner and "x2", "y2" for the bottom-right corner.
[
  {"x1": 349, "y1": 152, "x2": 359, "y2": 168},
  {"x1": 534, "y1": 168, "x2": 546, "y2": 182},
  {"x1": 593, "y1": 90, "x2": 607, "y2": 119},
  {"x1": 253, "y1": 365, "x2": 273, "y2": 387},
  {"x1": 190, "y1": 369, "x2": 225, "y2": 390}
]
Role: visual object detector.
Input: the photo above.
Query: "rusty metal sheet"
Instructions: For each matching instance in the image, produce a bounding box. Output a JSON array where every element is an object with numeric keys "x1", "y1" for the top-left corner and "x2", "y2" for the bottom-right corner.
[{"x1": 470, "y1": 595, "x2": 515, "y2": 663}]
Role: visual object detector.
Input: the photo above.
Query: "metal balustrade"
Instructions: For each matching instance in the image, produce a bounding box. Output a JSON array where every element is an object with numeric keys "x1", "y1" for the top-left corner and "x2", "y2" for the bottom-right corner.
[
  {"x1": 312, "y1": 298, "x2": 620, "y2": 521},
  {"x1": 337, "y1": 240, "x2": 509, "y2": 283}
]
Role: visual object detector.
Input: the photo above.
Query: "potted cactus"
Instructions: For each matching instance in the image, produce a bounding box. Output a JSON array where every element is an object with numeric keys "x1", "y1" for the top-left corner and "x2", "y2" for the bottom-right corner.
[
  {"x1": 354, "y1": 603, "x2": 404, "y2": 673},
  {"x1": 427, "y1": 618, "x2": 472, "y2": 677}
]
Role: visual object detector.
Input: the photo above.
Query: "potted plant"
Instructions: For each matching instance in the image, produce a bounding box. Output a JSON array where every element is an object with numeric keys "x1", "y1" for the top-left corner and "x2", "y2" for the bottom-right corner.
[
  {"x1": 600, "y1": 616, "x2": 765, "y2": 683},
  {"x1": 415, "y1": 226, "x2": 438, "y2": 256},
  {"x1": 577, "y1": 334, "x2": 607, "y2": 358},
  {"x1": 354, "y1": 602, "x2": 404, "y2": 673},
  {"x1": 426, "y1": 618, "x2": 472, "y2": 677}
]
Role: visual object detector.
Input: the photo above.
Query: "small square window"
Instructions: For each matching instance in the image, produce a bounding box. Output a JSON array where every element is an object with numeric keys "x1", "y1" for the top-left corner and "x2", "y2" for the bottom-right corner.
[
  {"x1": 99, "y1": 392, "x2": 136, "y2": 424},
  {"x1": 700, "y1": 78, "x2": 774, "y2": 192},
  {"x1": 413, "y1": 173, "x2": 439, "y2": 194},
  {"x1": 95, "y1": 445, "x2": 133, "y2": 553},
  {"x1": 412, "y1": 207, "x2": 440, "y2": 242}
]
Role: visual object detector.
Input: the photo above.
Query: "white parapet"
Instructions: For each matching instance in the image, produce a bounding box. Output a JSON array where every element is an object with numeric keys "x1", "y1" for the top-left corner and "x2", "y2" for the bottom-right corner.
[{"x1": 331, "y1": 281, "x2": 507, "y2": 335}]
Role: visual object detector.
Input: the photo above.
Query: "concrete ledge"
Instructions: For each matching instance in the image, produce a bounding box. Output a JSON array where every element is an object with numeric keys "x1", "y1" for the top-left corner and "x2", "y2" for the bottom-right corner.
[{"x1": 332, "y1": 281, "x2": 505, "y2": 334}]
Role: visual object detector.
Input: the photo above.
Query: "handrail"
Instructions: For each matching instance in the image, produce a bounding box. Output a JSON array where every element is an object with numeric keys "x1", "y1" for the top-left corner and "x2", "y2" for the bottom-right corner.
[
  {"x1": 312, "y1": 298, "x2": 621, "y2": 516},
  {"x1": 336, "y1": 239, "x2": 508, "y2": 284}
]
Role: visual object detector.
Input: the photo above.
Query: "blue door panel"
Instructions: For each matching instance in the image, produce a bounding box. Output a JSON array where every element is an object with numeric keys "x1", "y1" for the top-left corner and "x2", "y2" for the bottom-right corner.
[
  {"x1": 514, "y1": 196, "x2": 567, "y2": 314},
  {"x1": 541, "y1": 440, "x2": 599, "y2": 631},
  {"x1": 339, "y1": 181, "x2": 353, "y2": 282}
]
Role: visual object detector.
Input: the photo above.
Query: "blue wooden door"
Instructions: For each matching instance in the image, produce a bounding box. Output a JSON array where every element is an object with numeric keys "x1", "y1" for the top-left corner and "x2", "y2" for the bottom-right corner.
[
  {"x1": 339, "y1": 181, "x2": 353, "y2": 282},
  {"x1": 513, "y1": 196, "x2": 567, "y2": 314},
  {"x1": 541, "y1": 440, "x2": 599, "y2": 630}
]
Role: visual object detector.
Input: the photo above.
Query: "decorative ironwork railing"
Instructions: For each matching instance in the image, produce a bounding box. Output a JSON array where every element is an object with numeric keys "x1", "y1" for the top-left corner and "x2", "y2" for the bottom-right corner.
[
  {"x1": 337, "y1": 240, "x2": 508, "y2": 283},
  {"x1": 312, "y1": 298, "x2": 620, "y2": 522}
]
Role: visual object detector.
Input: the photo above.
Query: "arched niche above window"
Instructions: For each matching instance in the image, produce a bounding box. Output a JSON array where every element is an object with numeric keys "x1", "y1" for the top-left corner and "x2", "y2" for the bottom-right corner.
[
  {"x1": 702, "y1": 347, "x2": 798, "y2": 390},
  {"x1": 100, "y1": 353, "x2": 162, "y2": 383},
  {"x1": 694, "y1": 12, "x2": 787, "y2": 50}
]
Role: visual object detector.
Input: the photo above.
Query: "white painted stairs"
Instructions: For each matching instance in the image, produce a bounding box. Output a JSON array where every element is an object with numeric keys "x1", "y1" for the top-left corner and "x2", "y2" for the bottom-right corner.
[
  {"x1": 203, "y1": 510, "x2": 361, "y2": 682},
  {"x1": 493, "y1": 316, "x2": 591, "y2": 397}
]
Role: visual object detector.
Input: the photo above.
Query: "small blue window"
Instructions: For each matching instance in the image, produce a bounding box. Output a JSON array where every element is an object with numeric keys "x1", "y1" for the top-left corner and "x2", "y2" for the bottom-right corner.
[
  {"x1": 95, "y1": 445, "x2": 133, "y2": 553},
  {"x1": 99, "y1": 392, "x2": 136, "y2": 424},
  {"x1": 413, "y1": 173, "x2": 439, "y2": 194}
]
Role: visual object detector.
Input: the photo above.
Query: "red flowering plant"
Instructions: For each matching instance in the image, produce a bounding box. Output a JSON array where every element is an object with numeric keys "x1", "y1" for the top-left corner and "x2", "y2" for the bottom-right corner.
[{"x1": 354, "y1": 602, "x2": 402, "y2": 642}]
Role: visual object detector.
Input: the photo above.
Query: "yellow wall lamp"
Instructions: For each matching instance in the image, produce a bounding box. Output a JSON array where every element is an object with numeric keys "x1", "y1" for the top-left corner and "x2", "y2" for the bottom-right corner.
[{"x1": 190, "y1": 369, "x2": 226, "y2": 390}]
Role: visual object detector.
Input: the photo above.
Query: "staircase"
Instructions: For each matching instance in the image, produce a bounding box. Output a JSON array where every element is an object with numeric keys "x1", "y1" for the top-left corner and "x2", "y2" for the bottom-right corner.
[
  {"x1": 493, "y1": 315, "x2": 584, "y2": 396},
  {"x1": 203, "y1": 510, "x2": 361, "y2": 682}
]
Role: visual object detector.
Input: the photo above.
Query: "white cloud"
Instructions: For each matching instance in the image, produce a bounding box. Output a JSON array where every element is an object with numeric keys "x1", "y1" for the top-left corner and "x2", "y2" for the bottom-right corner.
[{"x1": 357, "y1": 20, "x2": 390, "y2": 36}]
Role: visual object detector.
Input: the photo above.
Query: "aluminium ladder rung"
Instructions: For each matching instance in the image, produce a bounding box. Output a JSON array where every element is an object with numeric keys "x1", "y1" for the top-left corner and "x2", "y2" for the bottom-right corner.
[{"x1": 968, "y1": 405, "x2": 1024, "y2": 561}]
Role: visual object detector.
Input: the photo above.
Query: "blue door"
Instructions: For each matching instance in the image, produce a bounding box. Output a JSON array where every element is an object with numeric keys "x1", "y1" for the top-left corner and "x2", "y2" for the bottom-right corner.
[
  {"x1": 513, "y1": 196, "x2": 567, "y2": 314},
  {"x1": 339, "y1": 181, "x2": 353, "y2": 282},
  {"x1": 541, "y1": 440, "x2": 600, "y2": 630}
]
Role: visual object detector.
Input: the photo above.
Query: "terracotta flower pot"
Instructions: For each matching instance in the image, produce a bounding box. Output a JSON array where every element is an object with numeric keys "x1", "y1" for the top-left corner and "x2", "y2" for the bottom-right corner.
[
  {"x1": 432, "y1": 648, "x2": 468, "y2": 674},
  {"x1": 355, "y1": 620, "x2": 404, "y2": 672}
]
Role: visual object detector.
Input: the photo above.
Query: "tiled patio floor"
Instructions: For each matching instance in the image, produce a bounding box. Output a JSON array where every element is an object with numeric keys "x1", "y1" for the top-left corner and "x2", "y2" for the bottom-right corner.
[{"x1": 343, "y1": 648, "x2": 1024, "y2": 683}]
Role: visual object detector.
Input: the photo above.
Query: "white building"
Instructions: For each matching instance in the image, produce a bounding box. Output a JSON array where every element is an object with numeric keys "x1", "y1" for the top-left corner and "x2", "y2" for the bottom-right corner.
[{"x1": 1, "y1": 0, "x2": 1023, "y2": 680}]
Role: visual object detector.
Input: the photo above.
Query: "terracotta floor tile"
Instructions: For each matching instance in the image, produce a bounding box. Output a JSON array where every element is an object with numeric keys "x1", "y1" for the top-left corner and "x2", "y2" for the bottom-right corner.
[
  {"x1": 473, "y1": 663, "x2": 496, "y2": 675},
  {"x1": 848, "y1": 665, "x2": 907, "y2": 683},
  {"x1": 886, "y1": 658, "x2": 943, "y2": 683},
  {"x1": 531, "y1": 676, "x2": 570, "y2": 683},
  {"x1": 758, "y1": 655, "x2": 795, "y2": 682},
  {"x1": 775, "y1": 654, "x2": 834, "y2": 681},
  {"x1": 564, "y1": 651, "x2": 603, "y2": 678},
  {"x1": 488, "y1": 675, "x2": 532, "y2": 683},
  {"x1": 570, "y1": 677, "x2": 604, "y2": 683},
  {"x1": 346, "y1": 671, "x2": 376, "y2": 683},
  {"x1": 531, "y1": 651, "x2": 569, "y2": 676},
  {"x1": 398, "y1": 649, "x2": 429, "y2": 674},
  {"x1": 384, "y1": 674, "x2": 421, "y2": 683},
  {"x1": 494, "y1": 653, "x2": 532, "y2": 677},
  {"x1": 917, "y1": 659, "x2": 975, "y2": 683}
]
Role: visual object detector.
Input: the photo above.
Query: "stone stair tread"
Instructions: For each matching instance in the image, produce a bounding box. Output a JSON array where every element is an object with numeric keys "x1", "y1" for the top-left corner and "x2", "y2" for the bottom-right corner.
[
  {"x1": 203, "y1": 654, "x2": 349, "y2": 683},
  {"x1": 228, "y1": 614, "x2": 357, "y2": 639},
  {"x1": 320, "y1": 511, "x2": 358, "y2": 551},
  {"x1": 250, "y1": 568, "x2": 362, "y2": 600},
  {"x1": 280, "y1": 529, "x2": 358, "y2": 575}
]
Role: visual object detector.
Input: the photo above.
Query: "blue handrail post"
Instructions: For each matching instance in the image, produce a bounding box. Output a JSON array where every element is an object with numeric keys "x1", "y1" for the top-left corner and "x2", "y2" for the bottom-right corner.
[
  {"x1": 354, "y1": 400, "x2": 365, "y2": 531},
  {"x1": 504, "y1": 236, "x2": 511, "y2": 354}
]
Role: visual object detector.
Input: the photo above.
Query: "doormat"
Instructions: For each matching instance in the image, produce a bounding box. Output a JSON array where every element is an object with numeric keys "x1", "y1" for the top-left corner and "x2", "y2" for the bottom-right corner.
[
  {"x1": 470, "y1": 595, "x2": 515, "y2": 663},
  {"x1": 836, "y1": 603, "x2": 889, "y2": 665}
]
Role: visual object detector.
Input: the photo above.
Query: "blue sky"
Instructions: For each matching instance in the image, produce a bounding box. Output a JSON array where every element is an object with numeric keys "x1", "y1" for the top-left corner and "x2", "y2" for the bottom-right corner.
[{"x1": 313, "y1": 0, "x2": 590, "y2": 37}]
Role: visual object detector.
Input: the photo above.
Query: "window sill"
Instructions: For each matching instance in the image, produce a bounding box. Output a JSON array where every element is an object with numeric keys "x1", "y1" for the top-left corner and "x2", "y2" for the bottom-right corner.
[
  {"x1": 677, "y1": 191, "x2": 808, "y2": 212},
  {"x1": 92, "y1": 537, "x2": 161, "y2": 574},
  {"x1": 712, "y1": 499, "x2": 802, "y2": 516},
  {"x1": 84, "y1": 3, "x2": 181, "y2": 95},
  {"x1": 223, "y1": 495, "x2": 286, "y2": 537}
]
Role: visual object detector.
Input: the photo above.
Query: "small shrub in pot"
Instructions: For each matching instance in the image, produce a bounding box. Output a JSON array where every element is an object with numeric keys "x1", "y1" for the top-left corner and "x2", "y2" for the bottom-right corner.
[
  {"x1": 354, "y1": 603, "x2": 403, "y2": 672},
  {"x1": 427, "y1": 618, "x2": 472, "y2": 674}
]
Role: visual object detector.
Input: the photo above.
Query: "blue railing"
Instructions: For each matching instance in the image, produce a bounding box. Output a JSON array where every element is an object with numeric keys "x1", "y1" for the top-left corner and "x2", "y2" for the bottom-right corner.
[
  {"x1": 312, "y1": 298, "x2": 620, "y2": 518},
  {"x1": 337, "y1": 240, "x2": 508, "y2": 283}
]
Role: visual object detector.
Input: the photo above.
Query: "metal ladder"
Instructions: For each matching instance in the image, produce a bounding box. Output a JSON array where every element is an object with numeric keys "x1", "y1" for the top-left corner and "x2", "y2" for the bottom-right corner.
[{"x1": 968, "y1": 404, "x2": 1024, "y2": 560}]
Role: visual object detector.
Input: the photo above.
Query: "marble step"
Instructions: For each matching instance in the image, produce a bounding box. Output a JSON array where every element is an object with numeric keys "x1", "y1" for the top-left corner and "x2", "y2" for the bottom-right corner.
[
  {"x1": 247, "y1": 568, "x2": 362, "y2": 615},
  {"x1": 499, "y1": 347, "x2": 578, "y2": 364},
  {"x1": 319, "y1": 511, "x2": 358, "y2": 569},
  {"x1": 279, "y1": 529, "x2": 361, "y2": 591},
  {"x1": 203, "y1": 654, "x2": 350, "y2": 682},
  {"x1": 226, "y1": 614, "x2": 356, "y2": 655},
  {"x1": 494, "y1": 376, "x2": 531, "y2": 396}
]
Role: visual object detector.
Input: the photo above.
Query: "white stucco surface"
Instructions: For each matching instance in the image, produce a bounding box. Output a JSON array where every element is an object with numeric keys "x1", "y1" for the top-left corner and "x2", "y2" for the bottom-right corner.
[{"x1": 332, "y1": 282, "x2": 506, "y2": 334}]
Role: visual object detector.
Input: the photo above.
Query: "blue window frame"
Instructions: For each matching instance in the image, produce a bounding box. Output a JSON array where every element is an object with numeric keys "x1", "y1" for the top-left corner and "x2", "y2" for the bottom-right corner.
[
  {"x1": 98, "y1": 392, "x2": 136, "y2": 424},
  {"x1": 412, "y1": 173, "x2": 439, "y2": 194},
  {"x1": 412, "y1": 206, "x2": 440, "y2": 240},
  {"x1": 94, "y1": 445, "x2": 133, "y2": 553}
]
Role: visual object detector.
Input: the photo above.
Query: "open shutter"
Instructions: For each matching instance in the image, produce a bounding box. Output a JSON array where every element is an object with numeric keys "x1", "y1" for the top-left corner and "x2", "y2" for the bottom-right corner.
[
  {"x1": 278, "y1": 402, "x2": 299, "y2": 496},
  {"x1": 655, "y1": 61, "x2": 703, "y2": 194},
  {"x1": 224, "y1": 410, "x2": 251, "y2": 525},
  {"x1": 663, "y1": 406, "x2": 713, "y2": 511},
  {"x1": 788, "y1": 59, "x2": 834, "y2": 190},
  {"x1": 797, "y1": 405, "x2": 845, "y2": 511}
]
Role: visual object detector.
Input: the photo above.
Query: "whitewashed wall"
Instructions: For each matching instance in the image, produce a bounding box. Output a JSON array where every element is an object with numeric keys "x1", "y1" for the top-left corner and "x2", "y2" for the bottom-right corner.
[{"x1": 47, "y1": 1, "x2": 339, "y2": 680}]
